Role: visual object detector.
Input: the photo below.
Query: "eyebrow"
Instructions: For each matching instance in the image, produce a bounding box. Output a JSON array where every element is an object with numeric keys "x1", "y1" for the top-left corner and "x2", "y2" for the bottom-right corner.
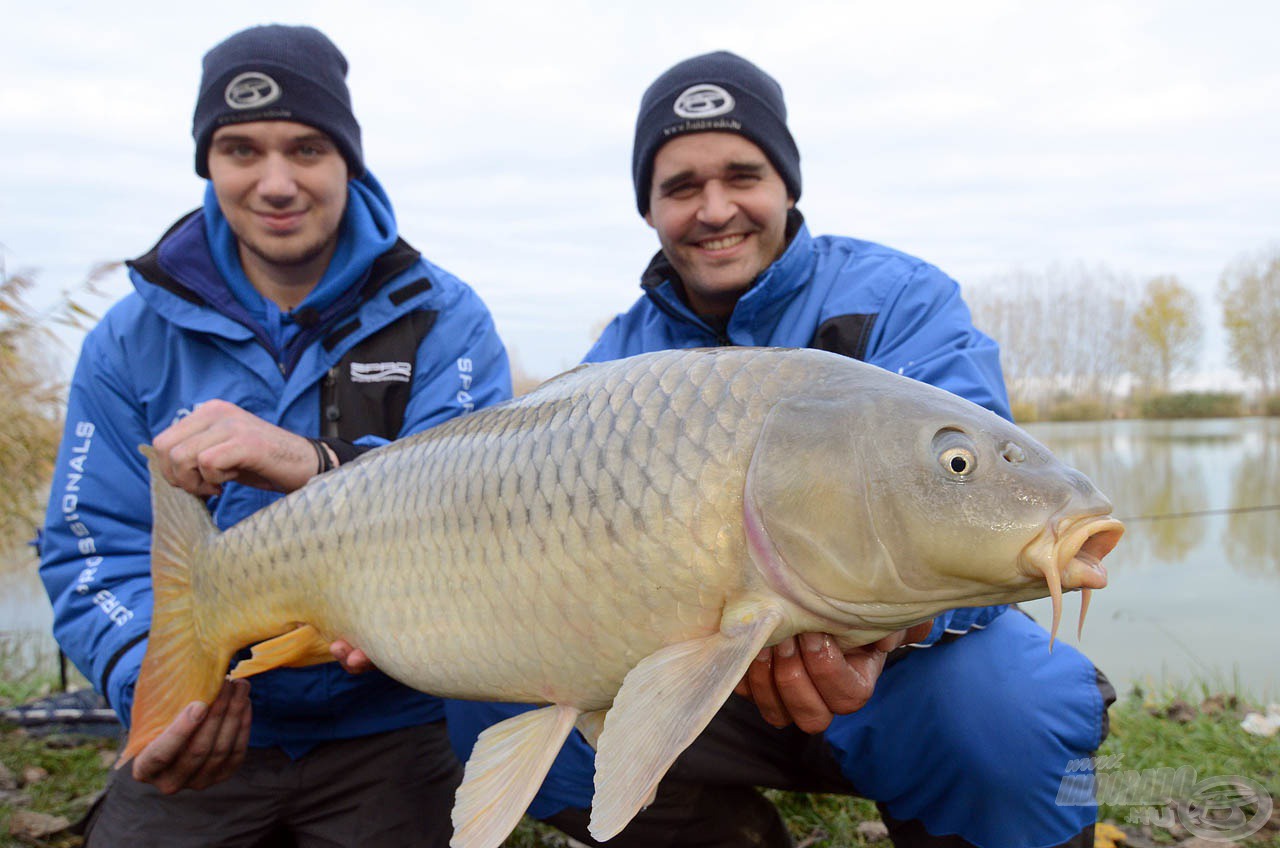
[
  {"x1": 656, "y1": 161, "x2": 766, "y2": 194},
  {"x1": 213, "y1": 132, "x2": 333, "y2": 146}
]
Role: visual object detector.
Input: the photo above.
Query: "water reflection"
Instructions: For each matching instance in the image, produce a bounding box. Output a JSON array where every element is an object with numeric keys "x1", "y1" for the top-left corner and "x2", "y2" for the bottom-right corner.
[
  {"x1": 1224, "y1": 418, "x2": 1280, "y2": 577},
  {"x1": 1023, "y1": 417, "x2": 1280, "y2": 697},
  {"x1": 1028, "y1": 418, "x2": 1278, "y2": 580}
]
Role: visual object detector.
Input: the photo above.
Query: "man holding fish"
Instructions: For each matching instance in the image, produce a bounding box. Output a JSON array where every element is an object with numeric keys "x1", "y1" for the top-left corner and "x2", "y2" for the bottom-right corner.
[
  {"x1": 443, "y1": 51, "x2": 1116, "y2": 848},
  {"x1": 38, "y1": 24, "x2": 511, "y2": 847}
]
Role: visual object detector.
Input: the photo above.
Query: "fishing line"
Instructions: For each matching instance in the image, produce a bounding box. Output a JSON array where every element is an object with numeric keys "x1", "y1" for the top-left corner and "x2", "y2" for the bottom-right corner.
[{"x1": 1117, "y1": 504, "x2": 1280, "y2": 523}]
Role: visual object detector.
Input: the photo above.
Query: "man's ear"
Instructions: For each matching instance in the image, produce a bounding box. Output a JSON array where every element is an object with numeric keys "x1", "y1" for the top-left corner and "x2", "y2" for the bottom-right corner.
[
  {"x1": 644, "y1": 210, "x2": 655, "y2": 228},
  {"x1": 786, "y1": 196, "x2": 796, "y2": 210}
]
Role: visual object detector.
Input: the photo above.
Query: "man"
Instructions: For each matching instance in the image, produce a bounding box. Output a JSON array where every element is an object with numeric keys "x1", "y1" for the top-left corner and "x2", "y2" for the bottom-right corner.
[
  {"x1": 444, "y1": 51, "x2": 1113, "y2": 848},
  {"x1": 38, "y1": 24, "x2": 510, "y2": 846}
]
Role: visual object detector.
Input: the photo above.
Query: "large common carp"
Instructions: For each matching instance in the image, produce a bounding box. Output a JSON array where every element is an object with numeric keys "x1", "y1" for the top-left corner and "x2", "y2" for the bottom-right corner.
[{"x1": 124, "y1": 347, "x2": 1121, "y2": 847}]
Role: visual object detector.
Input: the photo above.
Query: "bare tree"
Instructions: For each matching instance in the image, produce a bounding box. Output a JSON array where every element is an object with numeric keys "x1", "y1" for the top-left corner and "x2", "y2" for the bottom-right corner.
[
  {"x1": 1218, "y1": 249, "x2": 1280, "y2": 397},
  {"x1": 967, "y1": 263, "x2": 1133, "y2": 408},
  {"x1": 1128, "y1": 275, "x2": 1203, "y2": 393}
]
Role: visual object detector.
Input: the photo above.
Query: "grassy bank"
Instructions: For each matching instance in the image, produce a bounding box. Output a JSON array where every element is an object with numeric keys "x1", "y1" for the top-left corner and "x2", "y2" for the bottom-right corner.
[{"x1": 3, "y1": 673, "x2": 1278, "y2": 848}]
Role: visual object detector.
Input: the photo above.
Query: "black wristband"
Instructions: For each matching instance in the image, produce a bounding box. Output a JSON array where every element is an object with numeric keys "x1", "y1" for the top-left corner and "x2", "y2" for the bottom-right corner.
[
  {"x1": 309, "y1": 438, "x2": 335, "y2": 474},
  {"x1": 318, "y1": 437, "x2": 371, "y2": 466}
]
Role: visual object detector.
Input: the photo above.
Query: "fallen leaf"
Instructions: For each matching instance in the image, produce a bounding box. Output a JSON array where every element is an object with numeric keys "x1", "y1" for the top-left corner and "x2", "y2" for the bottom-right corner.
[
  {"x1": 7, "y1": 810, "x2": 71, "y2": 840},
  {"x1": 1165, "y1": 700, "x2": 1196, "y2": 724},
  {"x1": 21, "y1": 765, "x2": 49, "y2": 786},
  {"x1": 1095, "y1": 821, "x2": 1127, "y2": 848},
  {"x1": 856, "y1": 820, "x2": 889, "y2": 842}
]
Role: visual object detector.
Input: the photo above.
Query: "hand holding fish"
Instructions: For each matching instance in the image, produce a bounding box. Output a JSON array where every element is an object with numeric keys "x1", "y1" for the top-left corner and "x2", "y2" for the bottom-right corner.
[
  {"x1": 131, "y1": 678, "x2": 252, "y2": 794},
  {"x1": 736, "y1": 622, "x2": 934, "y2": 733},
  {"x1": 152, "y1": 399, "x2": 332, "y2": 497},
  {"x1": 330, "y1": 640, "x2": 375, "y2": 674}
]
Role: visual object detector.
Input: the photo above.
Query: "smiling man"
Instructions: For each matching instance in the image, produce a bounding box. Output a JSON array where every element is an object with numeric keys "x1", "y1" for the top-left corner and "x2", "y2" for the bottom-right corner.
[
  {"x1": 446, "y1": 51, "x2": 1114, "y2": 848},
  {"x1": 38, "y1": 24, "x2": 510, "y2": 846}
]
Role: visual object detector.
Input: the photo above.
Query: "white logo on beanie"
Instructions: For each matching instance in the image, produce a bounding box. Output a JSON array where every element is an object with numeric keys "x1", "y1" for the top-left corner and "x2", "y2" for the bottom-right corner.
[
  {"x1": 673, "y1": 84, "x2": 735, "y2": 119},
  {"x1": 225, "y1": 72, "x2": 282, "y2": 109}
]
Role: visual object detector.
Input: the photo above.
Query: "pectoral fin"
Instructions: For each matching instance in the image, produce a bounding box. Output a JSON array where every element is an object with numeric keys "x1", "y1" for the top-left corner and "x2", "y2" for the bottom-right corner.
[
  {"x1": 589, "y1": 602, "x2": 785, "y2": 842},
  {"x1": 451, "y1": 703, "x2": 581, "y2": 848},
  {"x1": 229, "y1": 625, "x2": 335, "y2": 679}
]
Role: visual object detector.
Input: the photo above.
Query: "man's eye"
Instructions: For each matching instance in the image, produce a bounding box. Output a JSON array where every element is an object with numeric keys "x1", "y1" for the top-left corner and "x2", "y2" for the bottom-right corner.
[
  {"x1": 297, "y1": 144, "x2": 323, "y2": 158},
  {"x1": 729, "y1": 174, "x2": 760, "y2": 186},
  {"x1": 666, "y1": 184, "x2": 698, "y2": 199}
]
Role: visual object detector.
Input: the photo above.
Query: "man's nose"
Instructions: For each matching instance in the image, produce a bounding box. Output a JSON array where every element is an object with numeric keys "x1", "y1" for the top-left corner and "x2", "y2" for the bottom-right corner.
[
  {"x1": 695, "y1": 180, "x2": 735, "y2": 227},
  {"x1": 257, "y1": 154, "x2": 298, "y2": 202}
]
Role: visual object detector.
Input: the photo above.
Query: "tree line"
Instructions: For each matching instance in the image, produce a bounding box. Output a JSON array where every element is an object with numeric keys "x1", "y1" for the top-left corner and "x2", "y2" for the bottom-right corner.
[{"x1": 966, "y1": 246, "x2": 1280, "y2": 418}]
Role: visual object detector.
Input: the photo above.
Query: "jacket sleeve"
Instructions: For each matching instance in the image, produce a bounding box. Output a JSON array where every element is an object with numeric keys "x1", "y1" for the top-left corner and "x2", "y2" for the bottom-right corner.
[
  {"x1": 865, "y1": 263, "x2": 1013, "y2": 644},
  {"x1": 399, "y1": 285, "x2": 513, "y2": 435},
  {"x1": 864, "y1": 263, "x2": 1012, "y2": 421},
  {"x1": 582, "y1": 316, "x2": 627, "y2": 364},
  {"x1": 38, "y1": 325, "x2": 155, "y2": 725}
]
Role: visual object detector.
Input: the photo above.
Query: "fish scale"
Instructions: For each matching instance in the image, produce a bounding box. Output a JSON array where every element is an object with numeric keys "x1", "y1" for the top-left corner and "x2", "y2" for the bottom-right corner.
[{"x1": 124, "y1": 346, "x2": 1123, "y2": 848}]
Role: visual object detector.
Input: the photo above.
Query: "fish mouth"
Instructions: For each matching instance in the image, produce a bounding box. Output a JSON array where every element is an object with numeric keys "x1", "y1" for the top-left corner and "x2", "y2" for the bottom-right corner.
[{"x1": 1021, "y1": 515, "x2": 1124, "y2": 647}]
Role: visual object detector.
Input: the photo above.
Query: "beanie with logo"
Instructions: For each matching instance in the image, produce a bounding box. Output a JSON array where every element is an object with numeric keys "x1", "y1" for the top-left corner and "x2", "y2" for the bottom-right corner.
[
  {"x1": 192, "y1": 24, "x2": 364, "y2": 178},
  {"x1": 631, "y1": 51, "x2": 801, "y2": 215}
]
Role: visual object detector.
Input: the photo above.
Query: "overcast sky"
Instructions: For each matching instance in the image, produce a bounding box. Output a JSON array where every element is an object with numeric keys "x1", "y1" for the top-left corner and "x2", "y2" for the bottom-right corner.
[{"x1": 2, "y1": 0, "x2": 1276, "y2": 382}]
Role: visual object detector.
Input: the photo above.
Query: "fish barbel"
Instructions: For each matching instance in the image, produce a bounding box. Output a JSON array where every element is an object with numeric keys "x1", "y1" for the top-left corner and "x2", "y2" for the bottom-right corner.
[{"x1": 124, "y1": 347, "x2": 1122, "y2": 847}]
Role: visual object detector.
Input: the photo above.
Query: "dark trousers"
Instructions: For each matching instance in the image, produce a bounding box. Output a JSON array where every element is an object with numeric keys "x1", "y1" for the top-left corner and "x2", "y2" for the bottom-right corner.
[{"x1": 84, "y1": 722, "x2": 461, "y2": 848}]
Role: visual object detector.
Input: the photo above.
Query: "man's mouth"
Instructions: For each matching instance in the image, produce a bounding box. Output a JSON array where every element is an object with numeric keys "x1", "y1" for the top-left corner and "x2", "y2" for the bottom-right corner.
[
  {"x1": 697, "y1": 233, "x2": 747, "y2": 252},
  {"x1": 255, "y1": 210, "x2": 307, "y2": 231}
]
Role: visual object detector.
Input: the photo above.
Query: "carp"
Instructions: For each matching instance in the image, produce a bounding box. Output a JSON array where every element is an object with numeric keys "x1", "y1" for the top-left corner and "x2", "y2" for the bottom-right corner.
[{"x1": 123, "y1": 347, "x2": 1122, "y2": 847}]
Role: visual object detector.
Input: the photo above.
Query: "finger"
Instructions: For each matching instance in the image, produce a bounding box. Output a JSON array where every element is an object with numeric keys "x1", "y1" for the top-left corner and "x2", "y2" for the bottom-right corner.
[
  {"x1": 187, "y1": 679, "x2": 251, "y2": 791},
  {"x1": 345, "y1": 648, "x2": 374, "y2": 674},
  {"x1": 132, "y1": 699, "x2": 209, "y2": 788},
  {"x1": 152, "y1": 680, "x2": 237, "y2": 794},
  {"x1": 839, "y1": 645, "x2": 890, "y2": 708},
  {"x1": 159, "y1": 430, "x2": 233, "y2": 496},
  {"x1": 771, "y1": 637, "x2": 832, "y2": 733},
  {"x1": 905, "y1": 620, "x2": 935, "y2": 645},
  {"x1": 798, "y1": 634, "x2": 876, "y2": 716},
  {"x1": 744, "y1": 646, "x2": 787, "y2": 726}
]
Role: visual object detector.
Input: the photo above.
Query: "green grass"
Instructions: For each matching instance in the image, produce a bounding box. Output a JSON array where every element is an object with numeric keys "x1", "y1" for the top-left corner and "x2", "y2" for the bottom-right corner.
[{"x1": 3, "y1": 667, "x2": 1278, "y2": 846}]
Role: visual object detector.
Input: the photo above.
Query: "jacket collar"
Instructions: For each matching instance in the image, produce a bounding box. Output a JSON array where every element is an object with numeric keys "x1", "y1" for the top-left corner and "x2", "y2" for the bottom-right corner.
[{"x1": 126, "y1": 209, "x2": 422, "y2": 373}]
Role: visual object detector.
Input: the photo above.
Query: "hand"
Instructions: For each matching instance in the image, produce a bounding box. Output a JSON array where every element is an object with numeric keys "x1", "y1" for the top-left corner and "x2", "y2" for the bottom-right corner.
[
  {"x1": 130, "y1": 678, "x2": 251, "y2": 794},
  {"x1": 152, "y1": 399, "x2": 330, "y2": 497},
  {"x1": 331, "y1": 640, "x2": 377, "y2": 674},
  {"x1": 734, "y1": 620, "x2": 935, "y2": 734}
]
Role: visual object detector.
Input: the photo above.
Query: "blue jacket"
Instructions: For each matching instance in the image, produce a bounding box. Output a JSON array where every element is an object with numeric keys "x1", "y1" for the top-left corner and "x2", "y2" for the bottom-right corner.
[
  {"x1": 586, "y1": 213, "x2": 1010, "y2": 642},
  {"x1": 39, "y1": 174, "x2": 512, "y2": 756}
]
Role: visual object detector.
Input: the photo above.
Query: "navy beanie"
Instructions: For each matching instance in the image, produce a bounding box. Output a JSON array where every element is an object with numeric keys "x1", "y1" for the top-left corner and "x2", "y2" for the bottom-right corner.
[
  {"x1": 632, "y1": 51, "x2": 800, "y2": 215},
  {"x1": 192, "y1": 24, "x2": 364, "y2": 178}
]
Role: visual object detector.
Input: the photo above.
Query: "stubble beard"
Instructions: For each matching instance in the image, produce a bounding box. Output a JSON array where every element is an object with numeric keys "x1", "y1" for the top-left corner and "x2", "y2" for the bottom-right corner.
[{"x1": 238, "y1": 229, "x2": 340, "y2": 270}]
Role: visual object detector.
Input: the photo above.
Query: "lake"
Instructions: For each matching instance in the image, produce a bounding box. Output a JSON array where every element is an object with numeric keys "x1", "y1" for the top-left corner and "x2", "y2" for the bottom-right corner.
[{"x1": 2, "y1": 417, "x2": 1277, "y2": 699}]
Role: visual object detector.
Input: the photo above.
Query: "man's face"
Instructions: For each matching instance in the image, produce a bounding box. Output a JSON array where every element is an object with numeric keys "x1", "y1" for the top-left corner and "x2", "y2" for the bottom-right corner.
[
  {"x1": 645, "y1": 132, "x2": 794, "y2": 317},
  {"x1": 207, "y1": 120, "x2": 349, "y2": 276}
]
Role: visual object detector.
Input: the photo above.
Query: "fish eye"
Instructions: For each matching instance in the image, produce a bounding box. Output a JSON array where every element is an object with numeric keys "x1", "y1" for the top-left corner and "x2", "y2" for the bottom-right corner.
[
  {"x1": 932, "y1": 428, "x2": 977, "y2": 479},
  {"x1": 940, "y1": 447, "x2": 976, "y2": 476}
]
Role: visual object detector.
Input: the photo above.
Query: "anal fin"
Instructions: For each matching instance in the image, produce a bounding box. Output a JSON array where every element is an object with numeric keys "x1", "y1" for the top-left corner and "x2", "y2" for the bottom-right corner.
[
  {"x1": 589, "y1": 602, "x2": 784, "y2": 842},
  {"x1": 229, "y1": 624, "x2": 335, "y2": 679},
  {"x1": 451, "y1": 703, "x2": 581, "y2": 848}
]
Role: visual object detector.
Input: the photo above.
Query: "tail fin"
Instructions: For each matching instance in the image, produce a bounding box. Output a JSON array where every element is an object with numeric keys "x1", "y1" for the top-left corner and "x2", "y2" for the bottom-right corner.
[{"x1": 121, "y1": 446, "x2": 233, "y2": 762}]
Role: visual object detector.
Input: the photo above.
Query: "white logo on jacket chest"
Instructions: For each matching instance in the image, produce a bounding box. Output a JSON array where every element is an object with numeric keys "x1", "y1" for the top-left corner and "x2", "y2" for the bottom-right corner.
[{"x1": 350, "y1": 361, "x2": 412, "y2": 383}]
